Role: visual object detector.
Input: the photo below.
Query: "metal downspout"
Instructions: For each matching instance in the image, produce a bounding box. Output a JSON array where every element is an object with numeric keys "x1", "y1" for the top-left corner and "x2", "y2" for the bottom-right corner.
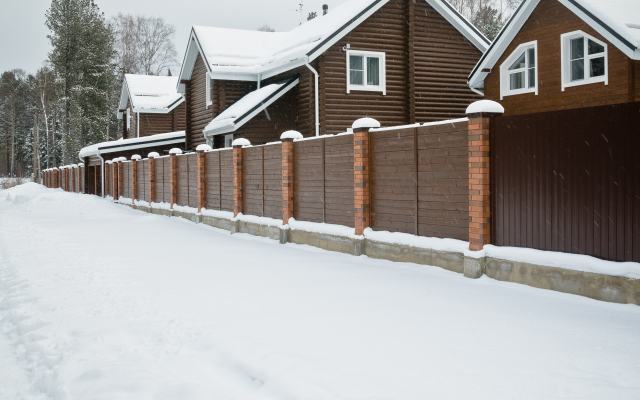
[{"x1": 305, "y1": 57, "x2": 320, "y2": 137}]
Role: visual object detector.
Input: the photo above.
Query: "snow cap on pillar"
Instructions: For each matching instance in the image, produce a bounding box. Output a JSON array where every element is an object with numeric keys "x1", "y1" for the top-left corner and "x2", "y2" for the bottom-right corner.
[
  {"x1": 232, "y1": 138, "x2": 251, "y2": 148},
  {"x1": 280, "y1": 130, "x2": 303, "y2": 140},
  {"x1": 71, "y1": 164, "x2": 78, "y2": 168},
  {"x1": 131, "y1": 154, "x2": 142, "y2": 161},
  {"x1": 352, "y1": 118, "x2": 380, "y2": 130},
  {"x1": 105, "y1": 160, "x2": 112, "y2": 164},
  {"x1": 147, "y1": 152, "x2": 160, "y2": 158},
  {"x1": 196, "y1": 144, "x2": 212, "y2": 152},
  {"x1": 465, "y1": 100, "x2": 504, "y2": 115},
  {"x1": 78, "y1": 163, "x2": 84, "y2": 167},
  {"x1": 169, "y1": 148, "x2": 183, "y2": 155}
]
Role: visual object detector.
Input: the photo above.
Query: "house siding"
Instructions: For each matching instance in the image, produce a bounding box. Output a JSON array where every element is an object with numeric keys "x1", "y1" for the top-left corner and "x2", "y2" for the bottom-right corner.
[{"x1": 484, "y1": 0, "x2": 632, "y2": 116}]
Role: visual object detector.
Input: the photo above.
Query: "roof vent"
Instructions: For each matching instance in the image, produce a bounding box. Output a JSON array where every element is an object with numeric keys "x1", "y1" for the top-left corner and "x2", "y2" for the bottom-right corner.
[{"x1": 323, "y1": 4, "x2": 328, "y2": 15}]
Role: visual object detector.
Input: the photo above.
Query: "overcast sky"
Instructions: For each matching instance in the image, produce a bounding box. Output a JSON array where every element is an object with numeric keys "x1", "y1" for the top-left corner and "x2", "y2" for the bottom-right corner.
[{"x1": 0, "y1": 0, "x2": 350, "y2": 74}]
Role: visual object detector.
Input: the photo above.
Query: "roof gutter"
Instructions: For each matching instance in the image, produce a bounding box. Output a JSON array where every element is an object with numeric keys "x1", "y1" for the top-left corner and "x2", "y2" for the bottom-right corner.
[{"x1": 304, "y1": 57, "x2": 320, "y2": 137}]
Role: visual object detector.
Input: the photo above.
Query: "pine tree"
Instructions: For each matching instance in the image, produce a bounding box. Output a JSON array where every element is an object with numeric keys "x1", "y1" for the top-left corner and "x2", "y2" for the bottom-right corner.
[{"x1": 46, "y1": 0, "x2": 116, "y2": 164}]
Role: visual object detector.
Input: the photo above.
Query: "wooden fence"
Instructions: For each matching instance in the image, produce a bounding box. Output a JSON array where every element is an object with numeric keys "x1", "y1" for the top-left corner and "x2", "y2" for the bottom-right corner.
[{"x1": 491, "y1": 102, "x2": 640, "y2": 262}]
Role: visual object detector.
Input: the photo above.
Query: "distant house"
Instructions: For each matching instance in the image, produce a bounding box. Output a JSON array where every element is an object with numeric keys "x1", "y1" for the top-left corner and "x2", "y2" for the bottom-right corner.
[
  {"x1": 468, "y1": 0, "x2": 640, "y2": 116},
  {"x1": 176, "y1": 0, "x2": 489, "y2": 149},
  {"x1": 118, "y1": 74, "x2": 186, "y2": 139}
]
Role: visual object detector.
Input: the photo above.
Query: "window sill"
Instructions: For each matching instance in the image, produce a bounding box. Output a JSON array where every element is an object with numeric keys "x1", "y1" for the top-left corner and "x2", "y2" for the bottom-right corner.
[
  {"x1": 562, "y1": 77, "x2": 607, "y2": 91},
  {"x1": 347, "y1": 85, "x2": 386, "y2": 95},
  {"x1": 501, "y1": 88, "x2": 537, "y2": 99}
]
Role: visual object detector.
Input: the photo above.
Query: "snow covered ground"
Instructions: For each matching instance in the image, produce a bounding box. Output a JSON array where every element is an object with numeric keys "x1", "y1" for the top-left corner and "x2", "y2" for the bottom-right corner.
[{"x1": 1, "y1": 183, "x2": 639, "y2": 400}]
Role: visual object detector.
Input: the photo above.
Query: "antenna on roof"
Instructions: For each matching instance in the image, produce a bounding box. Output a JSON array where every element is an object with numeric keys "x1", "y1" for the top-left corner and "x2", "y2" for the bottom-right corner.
[{"x1": 289, "y1": 0, "x2": 305, "y2": 25}]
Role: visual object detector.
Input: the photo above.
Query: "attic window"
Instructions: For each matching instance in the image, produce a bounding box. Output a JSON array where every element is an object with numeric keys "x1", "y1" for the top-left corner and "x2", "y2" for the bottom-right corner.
[
  {"x1": 500, "y1": 41, "x2": 537, "y2": 99},
  {"x1": 561, "y1": 31, "x2": 608, "y2": 91},
  {"x1": 206, "y1": 72, "x2": 213, "y2": 107},
  {"x1": 346, "y1": 50, "x2": 386, "y2": 95}
]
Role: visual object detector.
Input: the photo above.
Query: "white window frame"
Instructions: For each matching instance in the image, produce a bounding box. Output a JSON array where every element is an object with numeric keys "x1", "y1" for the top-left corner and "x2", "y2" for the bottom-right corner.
[
  {"x1": 560, "y1": 30, "x2": 608, "y2": 91},
  {"x1": 225, "y1": 134, "x2": 233, "y2": 148},
  {"x1": 126, "y1": 108, "x2": 131, "y2": 130},
  {"x1": 500, "y1": 40, "x2": 538, "y2": 100},
  {"x1": 206, "y1": 72, "x2": 212, "y2": 107},
  {"x1": 346, "y1": 50, "x2": 386, "y2": 95}
]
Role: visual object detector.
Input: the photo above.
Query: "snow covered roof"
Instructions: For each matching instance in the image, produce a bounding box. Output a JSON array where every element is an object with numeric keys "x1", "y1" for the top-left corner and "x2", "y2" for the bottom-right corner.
[
  {"x1": 178, "y1": 0, "x2": 489, "y2": 87},
  {"x1": 118, "y1": 74, "x2": 184, "y2": 117},
  {"x1": 203, "y1": 76, "x2": 299, "y2": 136},
  {"x1": 78, "y1": 131, "x2": 185, "y2": 159},
  {"x1": 468, "y1": 0, "x2": 640, "y2": 90}
]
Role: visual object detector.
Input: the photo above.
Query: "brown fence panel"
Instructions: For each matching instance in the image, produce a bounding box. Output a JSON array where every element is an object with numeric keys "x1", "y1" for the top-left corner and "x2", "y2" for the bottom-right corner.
[
  {"x1": 124, "y1": 162, "x2": 132, "y2": 198},
  {"x1": 154, "y1": 158, "x2": 164, "y2": 203},
  {"x1": 294, "y1": 139, "x2": 324, "y2": 223},
  {"x1": 370, "y1": 128, "x2": 417, "y2": 234},
  {"x1": 163, "y1": 157, "x2": 171, "y2": 203},
  {"x1": 220, "y1": 149, "x2": 234, "y2": 212},
  {"x1": 243, "y1": 146, "x2": 264, "y2": 216},
  {"x1": 324, "y1": 135, "x2": 354, "y2": 227},
  {"x1": 136, "y1": 161, "x2": 145, "y2": 201},
  {"x1": 418, "y1": 121, "x2": 469, "y2": 240},
  {"x1": 205, "y1": 151, "x2": 222, "y2": 210},
  {"x1": 187, "y1": 154, "x2": 198, "y2": 208},
  {"x1": 143, "y1": 160, "x2": 150, "y2": 202},
  {"x1": 177, "y1": 154, "x2": 189, "y2": 206},
  {"x1": 264, "y1": 144, "x2": 282, "y2": 219},
  {"x1": 491, "y1": 101, "x2": 640, "y2": 262}
]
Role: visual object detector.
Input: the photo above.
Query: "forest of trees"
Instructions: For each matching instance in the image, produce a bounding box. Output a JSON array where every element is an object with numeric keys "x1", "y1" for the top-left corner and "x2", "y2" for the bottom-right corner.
[{"x1": 0, "y1": 0, "x2": 178, "y2": 179}]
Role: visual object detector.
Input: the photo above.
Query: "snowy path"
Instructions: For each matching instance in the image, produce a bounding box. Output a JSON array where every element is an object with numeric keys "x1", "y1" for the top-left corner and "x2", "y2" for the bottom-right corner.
[{"x1": 0, "y1": 183, "x2": 639, "y2": 400}]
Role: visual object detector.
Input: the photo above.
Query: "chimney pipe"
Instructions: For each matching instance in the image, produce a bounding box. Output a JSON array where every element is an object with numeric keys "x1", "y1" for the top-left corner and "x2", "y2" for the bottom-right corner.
[{"x1": 322, "y1": 4, "x2": 328, "y2": 15}]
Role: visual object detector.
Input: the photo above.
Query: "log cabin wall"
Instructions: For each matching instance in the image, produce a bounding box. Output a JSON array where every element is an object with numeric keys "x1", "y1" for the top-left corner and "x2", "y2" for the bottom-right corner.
[{"x1": 484, "y1": 0, "x2": 634, "y2": 116}]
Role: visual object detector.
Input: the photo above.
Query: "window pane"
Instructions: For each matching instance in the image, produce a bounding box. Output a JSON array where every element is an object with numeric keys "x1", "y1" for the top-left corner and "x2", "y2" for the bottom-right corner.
[
  {"x1": 367, "y1": 57, "x2": 380, "y2": 86},
  {"x1": 590, "y1": 57, "x2": 605, "y2": 77},
  {"x1": 510, "y1": 72, "x2": 525, "y2": 90},
  {"x1": 570, "y1": 37, "x2": 584, "y2": 60},
  {"x1": 350, "y1": 55, "x2": 363, "y2": 71},
  {"x1": 528, "y1": 67, "x2": 535, "y2": 88},
  {"x1": 571, "y1": 59, "x2": 584, "y2": 81},
  {"x1": 527, "y1": 48, "x2": 535, "y2": 67},
  {"x1": 588, "y1": 39, "x2": 604, "y2": 55},
  {"x1": 350, "y1": 70, "x2": 363, "y2": 85},
  {"x1": 509, "y1": 52, "x2": 526, "y2": 70}
]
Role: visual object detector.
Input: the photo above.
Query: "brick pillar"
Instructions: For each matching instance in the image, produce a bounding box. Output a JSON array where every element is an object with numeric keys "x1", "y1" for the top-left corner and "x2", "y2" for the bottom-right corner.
[
  {"x1": 148, "y1": 153, "x2": 156, "y2": 204},
  {"x1": 233, "y1": 139, "x2": 250, "y2": 217},
  {"x1": 352, "y1": 118, "x2": 379, "y2": 236},
  {"x1": 118, "y1": 159, "x2": 124, "y2": 200},
  {"x1": 467, "y1": 101, "x2": 503, "y2": 251},
  {"x1": 169, "y1": 148, "x2": 181, "y2": 209},
  {"x1": 196, "y1": 145, "x2": 211, "y2": 213},
  {"x1": 65, "y1": 168, "x2": 69, "y2": 191},
  {"x1": 280, "y1": 131, "x2": 301, "y2": 224}
]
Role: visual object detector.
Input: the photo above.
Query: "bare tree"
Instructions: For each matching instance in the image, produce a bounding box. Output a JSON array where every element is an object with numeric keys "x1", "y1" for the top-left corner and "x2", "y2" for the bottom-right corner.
[
  {"x1": 449, "y1": 0, "x2": 520, "y2": 40},
  {"x1": 257, "y1": 24, "x2": 275, "y2": 32},
  {"x1": 110, "y1": 14, "x2": 178, "y2": 76}
]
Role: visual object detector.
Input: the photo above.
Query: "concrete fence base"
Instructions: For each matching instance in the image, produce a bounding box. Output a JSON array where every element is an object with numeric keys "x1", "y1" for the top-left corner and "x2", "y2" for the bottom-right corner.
[{"x1": 121, "y1": 202, "x2": 640, "y2": 306}]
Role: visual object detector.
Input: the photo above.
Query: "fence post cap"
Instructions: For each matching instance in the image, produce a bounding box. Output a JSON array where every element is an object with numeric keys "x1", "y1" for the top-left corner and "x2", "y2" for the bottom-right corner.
[
  {"x1": 466, "y1": 100, "x2": 504, "y2": 115},
  {"x1": 196, "y1": 144, "x2": 212, "y2": 152},
  {"x1": 71, "y1": 164, "x2": 78, "y2": 168},
  {"x1": 78, "y1": 163, "x2": 84, "y2": 167},
  {"x1": 147, "y1": 152, "x2": 160, "y2": 158},
  {"x1": 169, "y1": 148, "x2": 183, "y2": 155},
  {"x1": 131, "y1": 154, "x2": 142, "y2": 160},
  {"x1": 232, "y1": 138, "x2": 251, "y2": 148},
  {"x1": 105, "y1": 160, "x2": 112, "y2": 164},
  {"x1": 352, "y1": 118, "x2": 380, "y2": 130},
  {"x1": 118, "y1": 157, "x2": 127, "y2": 162},
  {"x1": 280, "y1": 130, "x2": 303, "y2": 140}
]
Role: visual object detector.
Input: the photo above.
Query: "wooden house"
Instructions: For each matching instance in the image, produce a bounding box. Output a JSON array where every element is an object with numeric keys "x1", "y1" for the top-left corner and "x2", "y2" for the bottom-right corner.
[
  {"x1": 118, "y1": 74, "x2": 187, "y2": 138},
  {"x1": 467, "y1": 0, "x2": 640, "y2": 116},
  {"x1": 176, "y1": 0, "x2": 490, "y2": 149}
]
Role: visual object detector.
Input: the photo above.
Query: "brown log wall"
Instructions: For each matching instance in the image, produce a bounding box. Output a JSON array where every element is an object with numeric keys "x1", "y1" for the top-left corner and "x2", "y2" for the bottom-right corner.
[
  {"x1": 370, "y1": 121, "x2": 469, "y2": 240},
  {"x1": 491, "y1": 101, "x2": 640, "y2": 262}
]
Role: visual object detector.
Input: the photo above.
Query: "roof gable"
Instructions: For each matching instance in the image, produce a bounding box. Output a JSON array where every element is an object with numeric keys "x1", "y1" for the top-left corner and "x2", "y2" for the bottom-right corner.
[
  {"x1": 469, "y1": 0, "x2": 640, "y2": 89},
  {"x1": 118, "y1": 74, "x2": 184, "y2": 116}
]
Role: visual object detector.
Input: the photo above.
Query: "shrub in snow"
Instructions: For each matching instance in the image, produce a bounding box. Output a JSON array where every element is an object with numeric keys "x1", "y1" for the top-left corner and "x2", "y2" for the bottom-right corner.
[
  {"x1": 147, "y1": 152, "x2": 160, "y2": 158},
  {"x1": 465, "y1": 100, "x2": 504, "y2": 115},
  {"x1": 169, "y1": 148, "x2": 182, "y2": 155},
  {"x1": 231, "y1": 138, "x2": 251, "y2": 147},
  {"x1": 196, "y1": 144, "x2": 212, "y2": 151},
  {"x1": 352, "y1": 118, "x2": 380, "y2": 129},
  {"x1": 280, "y1": 130, "x2": 303, "y2": 140},
  {"x1": 131, "y1": 155, "x2": 142, "y2": 160}
]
